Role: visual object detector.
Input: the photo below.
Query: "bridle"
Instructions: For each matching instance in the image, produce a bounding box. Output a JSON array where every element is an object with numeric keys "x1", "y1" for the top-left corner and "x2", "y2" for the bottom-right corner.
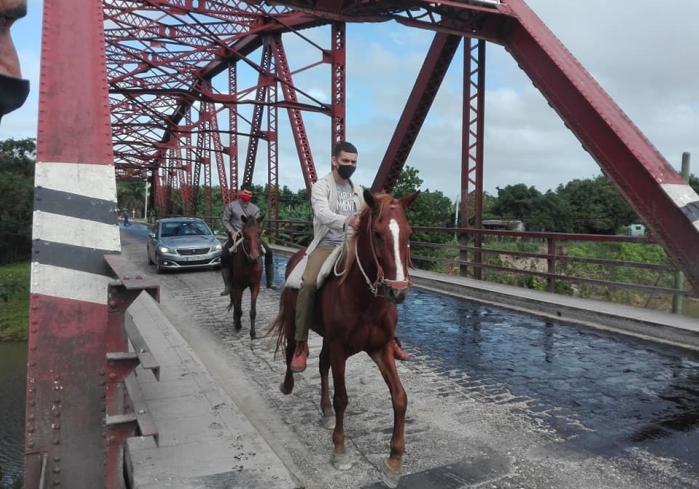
[{"x1": 354, "y1": 212, "x2": 414, "y2": 298}]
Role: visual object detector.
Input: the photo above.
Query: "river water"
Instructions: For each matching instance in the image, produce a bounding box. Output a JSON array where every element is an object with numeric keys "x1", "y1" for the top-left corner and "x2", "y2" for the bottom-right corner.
[{"x1": 0, "y1": 342, "x2": 25, "y2": 485}]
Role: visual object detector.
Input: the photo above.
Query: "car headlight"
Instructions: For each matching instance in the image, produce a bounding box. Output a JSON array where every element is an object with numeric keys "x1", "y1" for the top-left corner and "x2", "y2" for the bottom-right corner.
[
  {"x1": 159, "y1": 246, "x2": 173, "y2": 254},
  {"x1": 214, "y1": 242, "x2": 222, "y2": 251}
]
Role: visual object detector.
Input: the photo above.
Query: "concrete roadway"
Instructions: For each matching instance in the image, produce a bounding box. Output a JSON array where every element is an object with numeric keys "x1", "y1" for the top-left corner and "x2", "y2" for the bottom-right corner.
[{"x1": 120, "y1": 225, "x2": 698, "y2": 489}]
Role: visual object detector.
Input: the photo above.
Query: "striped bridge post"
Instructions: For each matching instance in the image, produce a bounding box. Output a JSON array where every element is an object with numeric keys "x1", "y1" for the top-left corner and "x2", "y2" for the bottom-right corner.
[{"x1": 24, "y1": 0, "x2": 122, "y2": 487}]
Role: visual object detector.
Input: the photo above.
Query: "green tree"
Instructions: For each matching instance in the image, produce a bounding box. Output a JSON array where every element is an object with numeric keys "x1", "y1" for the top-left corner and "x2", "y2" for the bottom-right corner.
[
  {"x1": 393, "y1": 165, "x2": 423, "y2": 197},
  {"x1": 116, "y1": 180, "x2": 145, "y2": 217},
  {"x1": 491, "y1": 184, "x2": 543, "y2": 222},
  {"x1": 557, "y1": 176, "x2": 637, "y2": 234},
  {"x1": 689, "y1": 174, "x2": 699, "y2": 194},
  {"x1": 0, "y1": 138, "x2": 35, "y2": 264}
]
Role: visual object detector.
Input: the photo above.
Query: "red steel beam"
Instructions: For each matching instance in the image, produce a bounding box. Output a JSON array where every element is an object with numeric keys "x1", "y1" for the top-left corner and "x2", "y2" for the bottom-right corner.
[
  {"x1": 267, "y1": 74, "x2": 280, "y2": 221},
  {"x1": 501, "y1": 0, "x2": 699, "y2": 293},
  {"x1": 229, "y1": 63, "x2": 239, "y2": 200},
  {"x1": 243, "y1": 42, "x2": 274, "y2": 186},
  {"x1": 271, "y1": 34, "x2": 318, "y2": 190},
  {"x1": 329, "y1": 22, "x2": 346, "y2": 151},
  {"x1": 27, "y1": 0, "x2": 122, "y2": 487},
  {"x1": 460, "y1": 38, "x2": 485, "y2": 229},
  {"x1": 371, "y1": 33, "x2": 461, "y2": 193}
]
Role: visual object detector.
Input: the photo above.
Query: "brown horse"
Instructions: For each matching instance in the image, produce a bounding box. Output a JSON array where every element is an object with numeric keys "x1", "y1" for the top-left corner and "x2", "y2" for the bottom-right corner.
[
  {"x1": 271, "y1": 189, "x2": 418, "y2": 488},
  {"x1": 227, "y1": 215, "x2": 263, "y2": 339}
]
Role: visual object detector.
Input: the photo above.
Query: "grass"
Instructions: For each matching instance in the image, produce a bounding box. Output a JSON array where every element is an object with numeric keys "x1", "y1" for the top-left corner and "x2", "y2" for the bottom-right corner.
[{"x1": 0, "y1": 261, "x2": 30, "y2": 341}]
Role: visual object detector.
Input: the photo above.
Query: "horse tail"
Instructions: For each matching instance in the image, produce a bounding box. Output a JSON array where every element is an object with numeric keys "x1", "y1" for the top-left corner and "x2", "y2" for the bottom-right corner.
[{"x1": 269, "y1": 286, "x2": 295, "y2": 358}]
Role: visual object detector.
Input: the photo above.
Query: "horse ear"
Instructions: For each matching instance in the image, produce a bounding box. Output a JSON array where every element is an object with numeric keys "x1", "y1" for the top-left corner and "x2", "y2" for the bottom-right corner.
[
  {"x1": 399, "y1": 191, "x2": 420, "y2": 209},
  {"x1": 363, "y1": 188, "x2": 377, "y2": 211},
  {"x1": 241, "y1": 215, "x2": 248, "y2": 223}
]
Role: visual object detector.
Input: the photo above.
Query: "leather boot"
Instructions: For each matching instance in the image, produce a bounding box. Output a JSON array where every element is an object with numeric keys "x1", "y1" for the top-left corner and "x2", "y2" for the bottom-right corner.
[
  {"x1": 220, "y1": 267, "x2": 231, "y2": 296},
  {"x1": 392, "y1": 337, "x2": 412, "y2": 361},
  {"x1": 290, "y1": 341, "x2": 309, "y2": 373}
]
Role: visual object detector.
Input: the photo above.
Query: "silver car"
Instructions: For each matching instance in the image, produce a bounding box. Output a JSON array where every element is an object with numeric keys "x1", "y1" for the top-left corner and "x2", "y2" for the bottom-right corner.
[{"x1": 147, "y1": 217, "x2": 222, "y2": 273}]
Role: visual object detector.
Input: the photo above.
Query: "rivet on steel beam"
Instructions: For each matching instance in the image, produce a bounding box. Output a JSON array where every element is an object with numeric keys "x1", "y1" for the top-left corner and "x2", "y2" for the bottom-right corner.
[
  {"x1": 28, "y1": 441, "x2": 34, "y2": 448},
  {"x1": 53, "y1": 467, "x2": 61, "y2": 474},
  {"x1": 53, "y1": 457, "x2": 60, "y2": 462},
  {"x1": 108, "y1": 373, "x2": 117, "y2": 380}
]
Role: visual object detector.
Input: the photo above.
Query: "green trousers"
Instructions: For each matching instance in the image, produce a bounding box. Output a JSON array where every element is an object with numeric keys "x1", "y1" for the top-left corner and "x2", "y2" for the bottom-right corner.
[{"x1": 294, "y1": 245, "x2": 335, "y2": 341}]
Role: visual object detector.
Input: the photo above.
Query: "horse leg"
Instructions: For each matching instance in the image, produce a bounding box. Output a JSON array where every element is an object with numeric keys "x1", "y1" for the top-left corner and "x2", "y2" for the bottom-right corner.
[
  {"x1": 330, "y1": 344, "x2": 352, "y2": 470},
  {"x1": 249, "y1": 283, "x2": 260, "y2": 339},
  {"x1": 233, "y1": 288, "x2": 243, "y2": 331},
  {"x1": 319, "y1": 339, "x2": 334, "y2": 429},
  {"x1": 370, "y1": 346, "x2": 407, "y2": 489},
  {"x1": 279, "y1": 338, "x2": 295, "y2": 395}
]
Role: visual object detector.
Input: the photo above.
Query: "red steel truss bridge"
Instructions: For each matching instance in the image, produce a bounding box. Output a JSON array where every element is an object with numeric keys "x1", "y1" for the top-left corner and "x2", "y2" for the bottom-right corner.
[{"x1": 24, "y1": 0, "x2": 699, "y2": 487}]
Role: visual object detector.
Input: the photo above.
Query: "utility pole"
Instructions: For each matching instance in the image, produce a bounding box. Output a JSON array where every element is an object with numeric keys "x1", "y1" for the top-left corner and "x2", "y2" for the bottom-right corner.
[
  {"x1": 672, "y1": 152, "x2": 691, "y2": 314},
  {"x1": 144, "y1": 176, "x2": 149, "y2": 222}
]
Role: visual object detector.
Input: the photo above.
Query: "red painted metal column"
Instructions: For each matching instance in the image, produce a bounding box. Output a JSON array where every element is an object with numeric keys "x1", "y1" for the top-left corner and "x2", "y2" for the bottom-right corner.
[
  {"x1": 502, "y1": 0, "x2": 699, "y2": 293},
  {"x1": 330, "y1": 22, "x2": 346, "y2": 152},
  {"x1": 26, "y1": 0, "x2": 122, "y2": 487},
  {"x1": 267, "y1": 72, "x2": 280, "y2": 224},
  {"x1": 271, "y1": 34, "x2": 318, "y2": 190},
  {"x1": 229, "y1": 63, "x2": 239, "y2": 201},
  {"x1": 460, "y1": 38, "x2": 486, "y2": 279},
  {"x1": 371, "y1": 33, "x2": 461, "y2": 193},
  {"x1": 243, "y1": 42, "x2": 273, "y2": 187}
]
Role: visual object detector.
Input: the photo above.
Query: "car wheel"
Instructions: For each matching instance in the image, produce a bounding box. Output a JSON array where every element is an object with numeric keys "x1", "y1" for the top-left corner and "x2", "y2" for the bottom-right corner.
[{"x1": 147, "y1": 250, "x2": 153, "y2": 265}]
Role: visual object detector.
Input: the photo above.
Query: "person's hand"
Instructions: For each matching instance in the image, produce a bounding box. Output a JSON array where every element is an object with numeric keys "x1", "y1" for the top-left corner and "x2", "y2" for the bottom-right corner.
[{"x1": 349, "y1": 214, "x2": 360, "y2": 229}]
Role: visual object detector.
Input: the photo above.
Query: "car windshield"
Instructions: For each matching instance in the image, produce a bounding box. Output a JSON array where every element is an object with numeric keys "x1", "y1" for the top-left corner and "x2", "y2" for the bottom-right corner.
[{"x1": 160, "y1": 221, "x2": 211, "y2": 238}]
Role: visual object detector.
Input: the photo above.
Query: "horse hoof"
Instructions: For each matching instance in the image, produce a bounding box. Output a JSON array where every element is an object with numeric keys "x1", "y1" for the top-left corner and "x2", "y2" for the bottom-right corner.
[
  {"x1": 379, "y1": 458, "x2": 401, "y2": 488},
  {"x1": 234, "y1": 324, "x2": 242, "y2": 331},
  {"x1": 279, "y1": 382, "x2": 293, "y2": 395},
  {"x1": 250, "y1": 331, "x2": 256, "y2": 340},
  {"x1": 332, "y1": 451, "x2": 352, "y2": 471},
  {"x1": 319, "y1": 415, "x2": 334, "y2": 430}
]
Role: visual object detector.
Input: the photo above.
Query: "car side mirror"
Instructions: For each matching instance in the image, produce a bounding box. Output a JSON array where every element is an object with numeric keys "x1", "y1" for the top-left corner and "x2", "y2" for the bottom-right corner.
[{"x1": 148, "y1": 232, "x2": 155, "y2": 239}]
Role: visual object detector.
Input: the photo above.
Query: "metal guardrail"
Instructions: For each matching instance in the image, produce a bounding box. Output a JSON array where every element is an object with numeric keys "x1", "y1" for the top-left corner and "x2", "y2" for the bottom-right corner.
[
  {"x1": 260, "y1": 220, "x2": 695, "y2": 304},
  {"x1": 104, "y1": 255, "x2": 162, "y2": 489}
]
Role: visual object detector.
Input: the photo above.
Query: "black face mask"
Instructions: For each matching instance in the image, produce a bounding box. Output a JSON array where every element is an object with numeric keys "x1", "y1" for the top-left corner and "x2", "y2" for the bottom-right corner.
[
  {"x1": 0, "y1": 73, "x2": 30, "y2": 118},
  {"x1": 337, "y1": 164, "x2": 355, "y2": 180}
]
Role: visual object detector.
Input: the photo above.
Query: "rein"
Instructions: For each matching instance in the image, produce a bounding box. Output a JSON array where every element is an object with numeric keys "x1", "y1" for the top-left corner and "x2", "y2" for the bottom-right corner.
[{"x1": 353, "y1": 213, "x2": 413, "y2": 297}]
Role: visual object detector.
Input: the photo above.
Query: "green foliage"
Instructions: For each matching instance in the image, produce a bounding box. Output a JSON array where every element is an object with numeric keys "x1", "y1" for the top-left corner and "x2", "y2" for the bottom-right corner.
[
  {"x1": 555, "y1": 176, "x2": 637, "y2": 234},
  {"x1": 0, "y1": 138, "x2": 35, "y2": 264},
  {"x1": 393, "y1": 165, "x2": 423, "y2": 197},
  {"x1": 0, "y1": 261, "x2": 30, "y2": 341},
  {"x1": 116, "y1": 180, "x2": 146, "y2": 216},
  {"x1": 689, "y1": 174, "x2": 699, "y2": 194}
]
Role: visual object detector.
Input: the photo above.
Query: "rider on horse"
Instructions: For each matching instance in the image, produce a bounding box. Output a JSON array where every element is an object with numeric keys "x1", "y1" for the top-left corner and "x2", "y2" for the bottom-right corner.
[
  {"x1": 219, "y1": 183, "x2": 278, "y2": 296},
  {"x1": 290, "y1": 141, "x2": 410, "y2": 372}
]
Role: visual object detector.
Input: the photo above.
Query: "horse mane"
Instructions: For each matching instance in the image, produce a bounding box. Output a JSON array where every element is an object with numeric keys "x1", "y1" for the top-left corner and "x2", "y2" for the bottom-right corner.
[{"x1": 338, "y1": 193, "x2": 394, "y2": 284}]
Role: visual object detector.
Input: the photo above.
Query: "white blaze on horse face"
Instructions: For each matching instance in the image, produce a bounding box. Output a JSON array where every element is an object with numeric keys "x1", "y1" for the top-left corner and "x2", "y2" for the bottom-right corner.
[{"x1": 388, "y1": 219, "x2": 405, "y2": 281}]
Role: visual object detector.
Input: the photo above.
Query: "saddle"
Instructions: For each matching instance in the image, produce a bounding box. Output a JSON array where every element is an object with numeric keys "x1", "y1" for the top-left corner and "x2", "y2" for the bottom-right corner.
[{"x1": 285, "y1": 245, "x2": 344, "y2": 290}]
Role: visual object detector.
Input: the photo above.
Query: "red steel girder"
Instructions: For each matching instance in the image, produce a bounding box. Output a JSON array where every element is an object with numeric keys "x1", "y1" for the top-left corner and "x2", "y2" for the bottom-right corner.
[
  {"x1": 228, "y1": 63, "x2": 239, "y2": 200},
  {"x1": 329, "y1": 22, "x2": 346, "y2": 150},
  {"x1": 372, "y1": 33, "x2": 461, "y2": 193},
  {"x1": 461, "y1": 38, "x2": 485, "y2": 229},
  {"x1": 270, "y1": 34, "x2": 318, "y2": 190},
  {"x1": 243, "y1": 42, "x2": 274, "y2": 186},
  {"x1": 267, "y1": 74, "x2": 281, "y2": 221},
  {"x1": 500, "y1": 0, "x2": 699, "y2": 292}
]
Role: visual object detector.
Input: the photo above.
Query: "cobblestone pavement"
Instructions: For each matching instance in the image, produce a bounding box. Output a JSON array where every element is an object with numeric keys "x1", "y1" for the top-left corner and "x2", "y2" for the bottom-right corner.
[{"x1": 121, "y1": 227, "x2": 699, "y2": 489}]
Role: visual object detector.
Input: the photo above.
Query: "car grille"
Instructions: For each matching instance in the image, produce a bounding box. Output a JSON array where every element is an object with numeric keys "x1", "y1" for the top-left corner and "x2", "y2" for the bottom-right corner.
[
  {"x1": 177, "y1": 247, "x2": 210, "y2": 255},
  {"x1": 174, "y1": 258, "x2": 213, "y2": 266}
]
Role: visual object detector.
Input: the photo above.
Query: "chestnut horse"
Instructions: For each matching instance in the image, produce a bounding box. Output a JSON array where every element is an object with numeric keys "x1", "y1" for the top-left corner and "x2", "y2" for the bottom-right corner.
[
  {"x1": 271, "y1": 190, "x2": 418, "y2": 488},
  {"x1": 227, "y1": 215, "x2": 263, "y2": 339}
]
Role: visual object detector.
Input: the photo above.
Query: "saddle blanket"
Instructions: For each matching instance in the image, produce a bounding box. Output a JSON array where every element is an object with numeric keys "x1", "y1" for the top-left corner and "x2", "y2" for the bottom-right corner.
[{"x1": 284, "y1": 245, "x2": 344, "y2": 290}]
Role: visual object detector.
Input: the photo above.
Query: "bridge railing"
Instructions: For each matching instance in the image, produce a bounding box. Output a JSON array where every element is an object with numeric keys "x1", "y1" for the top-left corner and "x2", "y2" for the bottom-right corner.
[
  {"x1": 104, "y1": 256, "x2": 162, "y2": 489},
  {"x1": 263, "y1": 219, "x2": 696, "y2": 311}
]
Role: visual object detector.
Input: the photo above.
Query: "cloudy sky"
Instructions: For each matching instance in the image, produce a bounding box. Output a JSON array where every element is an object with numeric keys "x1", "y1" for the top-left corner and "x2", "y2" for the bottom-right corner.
[{"x1": 2, "y1": 0, "x2": 697, "y2": 197}]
